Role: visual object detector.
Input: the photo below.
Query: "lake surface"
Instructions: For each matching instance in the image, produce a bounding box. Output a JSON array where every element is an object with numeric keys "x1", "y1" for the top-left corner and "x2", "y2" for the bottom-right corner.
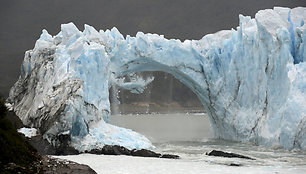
[
  {"x1": 110, "y1": 113, "x2": 212, "y2": 142},
  {"x1": 54, "y1": 113, "x2": 306, "y2": 174}
]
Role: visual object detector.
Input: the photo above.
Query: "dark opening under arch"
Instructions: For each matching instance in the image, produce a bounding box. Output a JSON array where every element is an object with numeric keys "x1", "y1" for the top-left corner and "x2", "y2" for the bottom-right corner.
[{"x1": 110, "y1": 71, "x2": 205, "y2": 115}]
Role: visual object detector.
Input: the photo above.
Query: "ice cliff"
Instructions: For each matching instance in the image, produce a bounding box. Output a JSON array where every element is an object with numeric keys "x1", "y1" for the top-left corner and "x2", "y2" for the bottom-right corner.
[{"x1": 8, "y1": 7, "x2": 306, "y2": 151}]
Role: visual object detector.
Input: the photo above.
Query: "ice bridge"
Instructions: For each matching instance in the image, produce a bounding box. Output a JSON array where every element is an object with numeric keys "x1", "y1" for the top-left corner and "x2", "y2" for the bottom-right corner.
[{"x1": 8, "y1": 7, "x2": 306, "y2": 151}]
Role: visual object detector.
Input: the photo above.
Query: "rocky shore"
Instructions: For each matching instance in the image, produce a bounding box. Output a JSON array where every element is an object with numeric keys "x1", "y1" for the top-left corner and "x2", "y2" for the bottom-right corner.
[
  {"x1": 38, "y1": 156, "x2": 96, "y2": 174},
  {"x1": 2, "y1": 156, "x2": 96, "y2": 174},
  {"x1": 27, "y1": 134, "x2": 179, "y2": 159},
  {"x1": 0, "y1": 100, "x2": 97, "y2": 174}
]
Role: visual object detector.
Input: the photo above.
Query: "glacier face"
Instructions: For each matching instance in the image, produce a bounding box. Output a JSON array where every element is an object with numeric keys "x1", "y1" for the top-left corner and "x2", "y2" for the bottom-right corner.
[{"x1": 8, "y1": 7, "x2": 306, "y2": 151}]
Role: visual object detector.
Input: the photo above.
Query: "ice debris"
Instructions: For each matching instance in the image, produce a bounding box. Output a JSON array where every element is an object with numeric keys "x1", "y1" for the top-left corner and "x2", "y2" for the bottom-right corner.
[{"x1": 18, "y1": 127, "x2": 38, "y2": 138}]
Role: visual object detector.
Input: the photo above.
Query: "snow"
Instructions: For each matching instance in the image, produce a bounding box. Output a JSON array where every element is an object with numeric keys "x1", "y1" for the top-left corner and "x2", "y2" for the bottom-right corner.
[
  {"x1": 18, "y1": 127, "x2": 38, "y2": 138},
  {"x1": 7, "y1": 7, "x2": 306, "y2": 151}
]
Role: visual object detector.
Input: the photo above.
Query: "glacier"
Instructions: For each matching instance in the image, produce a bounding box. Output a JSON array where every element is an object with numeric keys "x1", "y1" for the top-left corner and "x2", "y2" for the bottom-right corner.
[{"x1": 7, "y1": 7, "x2": 306, "y2": 151}]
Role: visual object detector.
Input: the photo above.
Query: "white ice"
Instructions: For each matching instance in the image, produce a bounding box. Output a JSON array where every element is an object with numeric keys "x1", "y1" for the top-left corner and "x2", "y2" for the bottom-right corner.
[{"x1": 17, "y1": 127, "x2": 38, "y2": 138}]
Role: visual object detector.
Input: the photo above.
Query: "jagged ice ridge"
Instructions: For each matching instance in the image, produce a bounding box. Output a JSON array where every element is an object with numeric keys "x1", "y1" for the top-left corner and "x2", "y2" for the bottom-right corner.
[{"x1": 8, "y1": 7, "x2": 306, "y2": 151}]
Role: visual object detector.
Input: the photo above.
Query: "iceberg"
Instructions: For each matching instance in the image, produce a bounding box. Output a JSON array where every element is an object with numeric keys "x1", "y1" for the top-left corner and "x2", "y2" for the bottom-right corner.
[{"x1": 7, "y1": 7, "x2": 306, "y2": 150}]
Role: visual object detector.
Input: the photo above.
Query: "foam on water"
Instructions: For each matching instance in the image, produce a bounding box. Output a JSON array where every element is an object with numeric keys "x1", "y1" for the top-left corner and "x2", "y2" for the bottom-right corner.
[{"x1": 54, "y1": 140, "x2": 306, "y2": 174}]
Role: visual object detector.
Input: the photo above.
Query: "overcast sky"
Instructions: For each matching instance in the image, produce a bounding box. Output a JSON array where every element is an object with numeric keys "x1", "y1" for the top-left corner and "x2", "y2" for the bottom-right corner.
[{"x1": 0, "y1": 0, "x2": 304, "y2": 97}]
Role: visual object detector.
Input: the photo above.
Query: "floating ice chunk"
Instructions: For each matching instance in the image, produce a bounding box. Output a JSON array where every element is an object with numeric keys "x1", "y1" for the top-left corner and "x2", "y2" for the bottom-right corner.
[{"x1": 18, "y1": 128, "x2": 38, "y2": 138}]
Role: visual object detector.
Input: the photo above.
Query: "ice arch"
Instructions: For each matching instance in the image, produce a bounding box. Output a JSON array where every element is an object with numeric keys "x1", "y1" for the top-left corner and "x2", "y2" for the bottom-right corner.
[
  {"x1": 8, "y1": 7, "x2": 306, "y2": 151},
  {"x1": 109, "y1": 32, "x2": 225, "y2": 137}
]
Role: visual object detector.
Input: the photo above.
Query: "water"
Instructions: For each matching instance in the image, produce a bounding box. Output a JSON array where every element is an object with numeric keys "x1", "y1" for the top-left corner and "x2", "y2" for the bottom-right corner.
[
  {"x1": 110, "y1": 113, "x2": 211, "y2": 142},
  {"x1": 54, "y1": 113, "x2": 306, "y2": 174},
  {"x1": 153, "y1": 141, "x2": 306, "y2": 171}
]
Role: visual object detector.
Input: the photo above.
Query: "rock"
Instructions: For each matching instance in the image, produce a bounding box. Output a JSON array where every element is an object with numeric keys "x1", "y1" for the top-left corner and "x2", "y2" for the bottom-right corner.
[
  {"x1": 28, "y1": 135, "x2": 56, "y2": 155},
  {"x1": 87, "y1": 145, "x2": 180, "y2": 159},
  {"x1": 41, "y1": 156, "x2": 96, "y2": 174},
  {"x1": 1, "y1": 107, "x2": 95, "y2": 173},
  {"x1": 131, "y1": 149, "x2": 161, "y2": 158},
  {"x1": 6, "y1": 111, "x2": 25, "y2": 129},
  {"x1": 0, "y1": 104, "x2": 41, "y2": 174},
  {"x1": 229, "y1": 163, "x2": 242, "y2": 166},
  {"x1": 54, "y1": 134, "x2": 79, "y2": 155},
  {"x1": 103, "y1": 145, "x2": 131, "y2": 155},
  {"x1": 206, "y1": 150, "x2": 255, "y2": 160},
  {"x1": 87, "y1": 145, "x2": 131, "y2": 156},
  {"x1": 28, "y1": 134, "x2": 79, "y2": 155},
  {"x1": 160, "y1": 154, "x2": 180, "y2": 159}
]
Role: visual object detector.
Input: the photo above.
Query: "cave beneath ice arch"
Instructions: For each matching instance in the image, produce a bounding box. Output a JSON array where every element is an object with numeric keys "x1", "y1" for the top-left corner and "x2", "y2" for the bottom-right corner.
[{"x1": 110, "y1": 71, "x2": 205, "y2": 114}]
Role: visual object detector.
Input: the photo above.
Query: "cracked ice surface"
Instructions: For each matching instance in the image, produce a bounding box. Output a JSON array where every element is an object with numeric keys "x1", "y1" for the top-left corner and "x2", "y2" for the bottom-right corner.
[{"x1": 8, "y1": 7, "x2": 306, "y2": 150}]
